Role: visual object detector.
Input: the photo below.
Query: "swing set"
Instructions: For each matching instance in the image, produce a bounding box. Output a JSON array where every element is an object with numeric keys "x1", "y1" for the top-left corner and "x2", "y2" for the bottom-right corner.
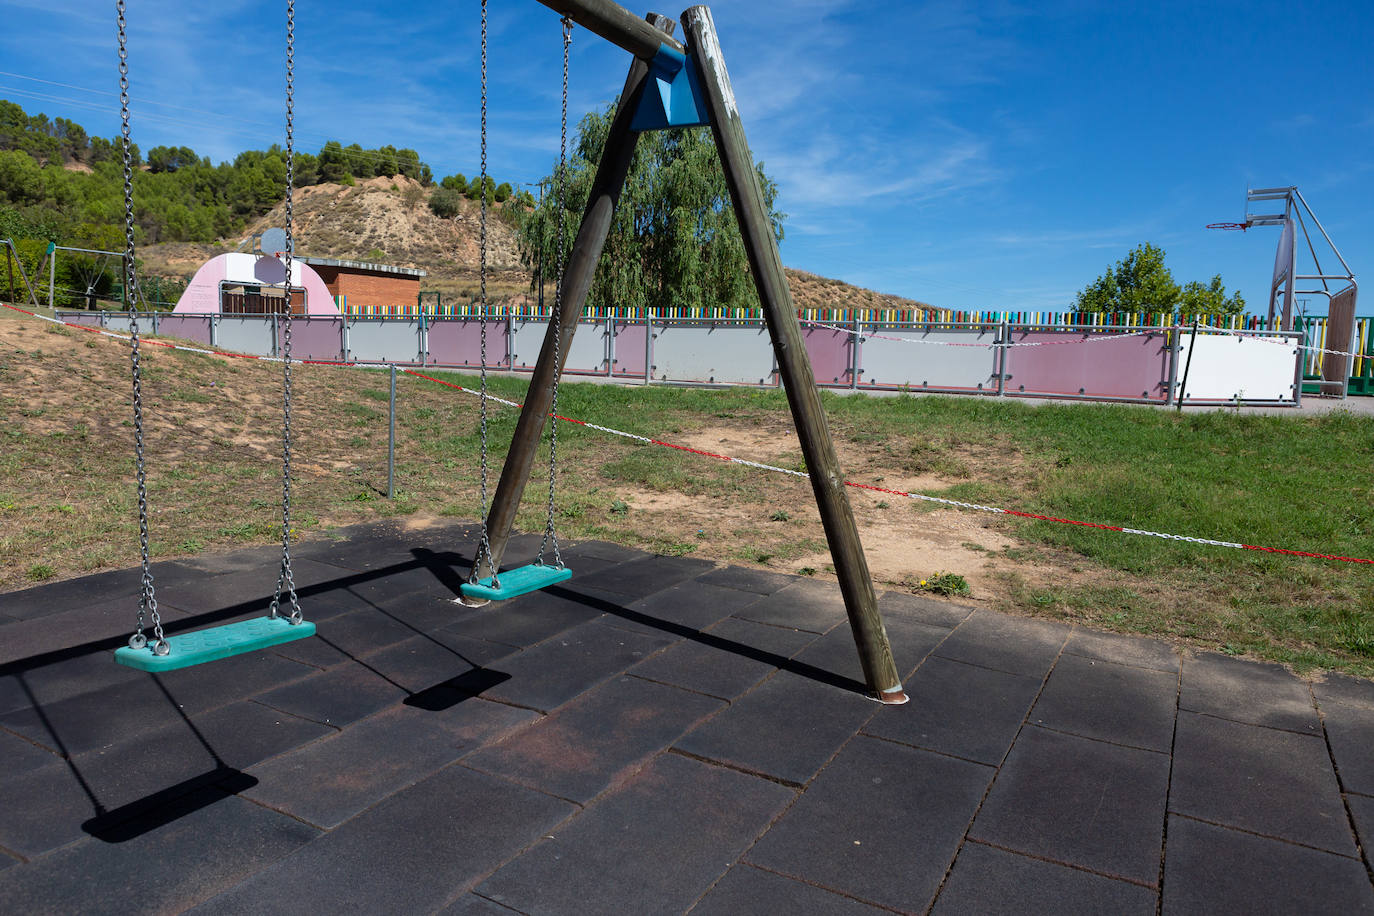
[{"x1": 108, "y1": 0, "x2": 908, "y2": 704}]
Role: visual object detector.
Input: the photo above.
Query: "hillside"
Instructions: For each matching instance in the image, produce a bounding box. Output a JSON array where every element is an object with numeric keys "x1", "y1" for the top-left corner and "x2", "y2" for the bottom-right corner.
[{"x1": 140, "y1": 178, "x2": 936, "y2": 314}]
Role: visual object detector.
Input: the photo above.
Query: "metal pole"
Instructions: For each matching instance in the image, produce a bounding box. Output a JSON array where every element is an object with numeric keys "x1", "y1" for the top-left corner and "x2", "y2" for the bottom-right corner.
[
  {"x1": 682, "y1": 6, "x2": 904, "y2": 704},
  {"x1": 478, "y1": 14, "x2": 670, "y2": 577},
  {"x1": 1164, "y1": 319, "x2": 1181, "y2": 406},
  {"x1": 388, "y1": 364, "x2": 397, "y2": 499},
  {"x1": 996, "y1": 318, "x2": 1008, "y2": 396},
  {"x1": 49, "y1": 246, "x2": 57, "y2": 310},
  {"x1": 1176, "y1": 319, "x2": 1199, "y2": 411}
]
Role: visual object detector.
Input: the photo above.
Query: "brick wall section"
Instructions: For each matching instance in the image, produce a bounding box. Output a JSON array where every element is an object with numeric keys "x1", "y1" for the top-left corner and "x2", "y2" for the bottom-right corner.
[{"x1": 311, "y1": 265, "x2": 420, "y2": 309}]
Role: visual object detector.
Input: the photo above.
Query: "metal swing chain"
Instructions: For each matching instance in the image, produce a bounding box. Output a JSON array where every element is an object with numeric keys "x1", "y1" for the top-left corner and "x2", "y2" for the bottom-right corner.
[
  {"x1": 269, "y1": 0, "x2": 302, "y2": 624},
  {"x1": 118, "y1": 0, "x2": 166, "y2": 655},
  {"x1": 471, "y1": 0, "x2": 497, "y2": 587},
  {"x1": 538, "y1": 17, "x2": 572, "y2": 569}
]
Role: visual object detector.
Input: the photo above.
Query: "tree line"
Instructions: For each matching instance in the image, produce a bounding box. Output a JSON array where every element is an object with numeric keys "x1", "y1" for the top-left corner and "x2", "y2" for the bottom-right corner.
[{"x1": 0, "y1": 99, "x2": 524, "y2": 250}]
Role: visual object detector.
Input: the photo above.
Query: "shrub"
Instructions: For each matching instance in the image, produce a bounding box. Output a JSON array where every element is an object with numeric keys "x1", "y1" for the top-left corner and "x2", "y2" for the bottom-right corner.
[{"x1": 428, "y1": 187, "x2": 464, "y2": 219}]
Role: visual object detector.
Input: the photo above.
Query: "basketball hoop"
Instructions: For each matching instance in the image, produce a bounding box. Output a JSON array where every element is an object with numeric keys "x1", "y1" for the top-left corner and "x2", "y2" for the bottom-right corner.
[{"x1": 1206, "y1": 222, "x2": 1248, "y2": 231}]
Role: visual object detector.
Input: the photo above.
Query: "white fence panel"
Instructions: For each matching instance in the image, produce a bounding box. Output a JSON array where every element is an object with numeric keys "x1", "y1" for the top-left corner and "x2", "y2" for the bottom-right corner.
[{"x1": 1177, "y1": 332, "x2": 1300, "y2": 403}]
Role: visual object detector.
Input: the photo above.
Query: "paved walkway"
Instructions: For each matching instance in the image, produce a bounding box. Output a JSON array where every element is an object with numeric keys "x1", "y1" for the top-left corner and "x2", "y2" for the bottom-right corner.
[{"x1": 1, "y1": 519, "x2": 1371, "y2": 914}]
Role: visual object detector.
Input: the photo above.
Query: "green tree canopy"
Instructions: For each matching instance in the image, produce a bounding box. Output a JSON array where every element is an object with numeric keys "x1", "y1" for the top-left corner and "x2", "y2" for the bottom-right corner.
[
  {"x1": 1075, "y1": 242, "x2": 1244, "y2": 318},
  {"x1": 517, "y1": 105, "x2": 784, "y2": 315}
]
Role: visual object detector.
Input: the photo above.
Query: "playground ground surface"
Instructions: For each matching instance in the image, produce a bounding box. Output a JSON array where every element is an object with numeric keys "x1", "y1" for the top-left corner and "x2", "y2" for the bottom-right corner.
[{"x1": 1, "y1": 518, "x2": 1372, "y2": 913}]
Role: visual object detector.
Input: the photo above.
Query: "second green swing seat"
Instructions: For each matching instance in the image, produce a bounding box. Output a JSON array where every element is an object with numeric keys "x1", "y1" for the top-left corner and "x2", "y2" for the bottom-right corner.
[
  {"x1": 459, "y1": 564, "x2": 572, "y2": 602},
  {"x1": 113, "y1": 616, "x2": 317, "y2": 673}
]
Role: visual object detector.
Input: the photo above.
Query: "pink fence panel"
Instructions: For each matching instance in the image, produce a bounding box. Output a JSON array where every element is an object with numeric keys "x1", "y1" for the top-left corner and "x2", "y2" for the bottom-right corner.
[
  {"x1": 277, "y1": 317, "x2": 344, "y2": 362},
  {"x1": 426, "y1": 318, "x2": 506, "y2": 368},
  {"x1": 1004, "y1": 330, "x2": 1170, "y2": 401},
  {"x1": 610, "y1": 322, "x2": 647, "y2": 377},
  {"x1": 154, "y1": 314, "x2": 213, "y2": 346},
  {"x1": 801, "y1": 326, "x2": 853, "y2": 386}
]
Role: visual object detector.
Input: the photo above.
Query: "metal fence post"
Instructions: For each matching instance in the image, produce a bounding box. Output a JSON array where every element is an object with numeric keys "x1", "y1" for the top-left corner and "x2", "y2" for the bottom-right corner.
[
  {"x1": 1164, "y1": 321, "x2": 1181, "y2": 405},
  {"x1": 850, "y1": 310, "x2": 860, "y2": 390},
  {"x1": 996, "y1": 319, "x2": 1008, "y2": 396},
  {"x1": 388, "y1": 364, "x2": 397, "y2": 499},
  {"x1": 644, "y1": 307, "x2": 653, "y2": 384}
]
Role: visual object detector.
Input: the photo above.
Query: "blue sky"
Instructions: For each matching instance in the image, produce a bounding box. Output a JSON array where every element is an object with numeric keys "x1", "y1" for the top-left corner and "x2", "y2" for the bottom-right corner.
[{"x1": 2, "y1": 0, "x2": 1370, "y2": 315}]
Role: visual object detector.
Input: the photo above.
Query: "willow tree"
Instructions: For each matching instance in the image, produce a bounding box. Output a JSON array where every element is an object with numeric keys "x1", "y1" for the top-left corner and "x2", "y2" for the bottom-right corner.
[{"x1": 517, "y1": 104, "x2": 785, "y2": 314}]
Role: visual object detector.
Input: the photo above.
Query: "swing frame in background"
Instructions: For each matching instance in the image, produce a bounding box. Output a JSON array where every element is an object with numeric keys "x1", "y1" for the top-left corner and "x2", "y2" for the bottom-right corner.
[{"x1": 476, "y1": 1, "x2": 907, "y2": 704}]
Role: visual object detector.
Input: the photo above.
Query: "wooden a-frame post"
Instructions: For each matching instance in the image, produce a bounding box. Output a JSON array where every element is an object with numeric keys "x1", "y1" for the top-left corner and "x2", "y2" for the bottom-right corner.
[{"x1": 481, "y1": 0, "x2": 907, "y2": 704}]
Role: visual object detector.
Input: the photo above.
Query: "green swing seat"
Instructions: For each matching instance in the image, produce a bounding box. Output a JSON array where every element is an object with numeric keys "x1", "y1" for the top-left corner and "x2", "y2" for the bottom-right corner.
[
  {"x1": 113, "y1": 616, "x2": 317, "y2": 673},
  {"x1": 459, "y1": 564, "x2": 572, "y2": 602}
]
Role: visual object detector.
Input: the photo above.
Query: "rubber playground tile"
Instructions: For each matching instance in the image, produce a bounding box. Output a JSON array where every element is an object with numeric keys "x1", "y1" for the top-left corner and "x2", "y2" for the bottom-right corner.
[
  {"x1": 969, "y1": 726, "x2": 1170, "y2": 885},
  {"x1": 440, "y1": 587, "x2": 606, "y2": 649},
  {"x1": 476, "y1": 753, "x2": 794, "y2": 915},
  {"x1": 192, "y1": 765, "x2": 575, "y2": 915},
  {"x1": 862, "y1": 655, "x2": 1042, "y2": 765},
  {"x1": 1348, "y1": 793, "x2": 1374, "y2": 862},
  {"x1": 346, "y1": 561, "x2": 468, "y2": 606},
  {"x1": 307, "y1": 605, "x2": 420, "y2": 660},
  {"x1": 244, "y1": 700, "x2": 535, "y2": 829},
  {"x1": 1029, "y1": 652, "x2": 1178, "y2": 752},
  {"x1": 1314, "y1": 672, "x2": 1374, "y2": 709},
  {"x1": 792, "y1": 613, "x2": 951, "y2": 684},
  {"x1": 931, "y1": 608, "x2": 1068, "y2": 679},
  {"x1": 0, "y1": 759, "x2": 111, "y2": 857},
  {"x1": 254, "y1": 660, "x2": 410, "y2": 728},
  {"x1": 151, "y1": 649, "x2": 319, "y2": 716},
  {"x1": 1179, "y1": 652, "x2": 1320, "y2": 733},
  {"x1": 694, "y1": 565, "x2": 796, "y2": 596},
  {"x1": 1169, "y1": 710, "x2": 1356, "y2": 854},
  {"x1": 0, "y1": 725, "x2": 63, "y2": 776},
  {"x1": 1062, "y1": 627, "x2": 1180, "y2": 673},
  {"x1": 732, "y1": 578, "x2": 852, "y2": 634},
  {"x1": 673, "y1": 670, "x2": 878, "y2": 785},
  {"x1": 477, "y1": 619, "x2": 674, "y2": 712},
  {"x1": 434, "y1": 894, "x2": 523, "y2": 915},
  {"x1": 0, "y1": 648, "x2": 147, "y2": 716},
  {"x1": 464, "y1": 676, "x2": 722, "y2": 803},
  {"x1": 0, "y1": 597, "x2": 192, "y2": 667},
  {"x1": 558, "y1": 539, "x2": 648, "y2": 564},
  {"x1": 262, "y1": 629, "x2": 354, "y2": 669},
  {"x1": 691, "y1": 864, "x2": 890, "y2": 915},
  {"x1": 877, "y1": 589, "x2": 976, "y2": 629},
  {"x1": 0, "y1": 792, "x2": 319, "y2": 916},
  {"x1": 0, "y1": 560, "x2": 204, "y2": 621},
  {"x1": 621, "y1": 580, "x2": 768, "y2": 631},
  {"x1": 0, "y1": 674, "x2": 188, "y2": 756},
  {"x1": 1321, "y1": 700, "x2": 1374, "y2": 795},
  {"x1": 580, "y1": 555, "x2": 716, "y2": 602},
  {"x1": 360, "y1": 634, "x2": 513, "y2": 695},
  {"x1": 66, "y1": 701, "x2": 334, "y2": 816},
  {"x1": 1161, "y1": 815, "x2": 1374, "y2": 915},
  {"x1": 932, "y1": 842, "x2": 1157, "y2": 916},
  {"x1": 628, "y1": 617, "x2": 819, "y2": 700},
  {"x1": 746, "y1": 736, "x2": 993, "y2": 913},
  {"x1": 154, "y1": 558, "x2": 357, "y2": 615}
]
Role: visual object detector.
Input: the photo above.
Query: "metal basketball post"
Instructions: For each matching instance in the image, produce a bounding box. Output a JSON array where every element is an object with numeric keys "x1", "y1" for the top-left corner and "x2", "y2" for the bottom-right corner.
[{"x1": 483, "y1": 0, "x2": 907, "y2": 703}]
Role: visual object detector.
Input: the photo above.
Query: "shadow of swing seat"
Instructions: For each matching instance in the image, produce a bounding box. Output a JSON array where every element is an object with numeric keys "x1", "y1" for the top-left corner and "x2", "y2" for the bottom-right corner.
[{"x1": 113, "y1": 616, "x2": 317, "y2": 673}]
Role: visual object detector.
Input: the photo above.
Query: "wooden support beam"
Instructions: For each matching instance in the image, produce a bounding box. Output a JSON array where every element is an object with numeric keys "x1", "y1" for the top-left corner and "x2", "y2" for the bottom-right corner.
[
  {"x1": 680, "y1": 5, "x2": 906, "y2": 704},
  {"x1": 535, "y1": 0, "x2": 685, "y2": 59},
  {"x1": 477, "y1": 15, "x2": 674, "y2": 578}
]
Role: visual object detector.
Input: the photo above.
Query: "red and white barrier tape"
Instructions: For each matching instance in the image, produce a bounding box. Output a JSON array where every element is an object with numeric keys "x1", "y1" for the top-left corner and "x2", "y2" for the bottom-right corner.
[{"x1": 5, "y1": 301, "x2": 1370, "y2": 566}]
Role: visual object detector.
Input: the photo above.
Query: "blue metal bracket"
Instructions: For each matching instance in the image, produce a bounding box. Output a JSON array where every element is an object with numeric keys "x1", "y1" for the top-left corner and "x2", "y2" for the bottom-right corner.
[{"x1": 631, "y1": 43, "x2": 709, "y2": 132}]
